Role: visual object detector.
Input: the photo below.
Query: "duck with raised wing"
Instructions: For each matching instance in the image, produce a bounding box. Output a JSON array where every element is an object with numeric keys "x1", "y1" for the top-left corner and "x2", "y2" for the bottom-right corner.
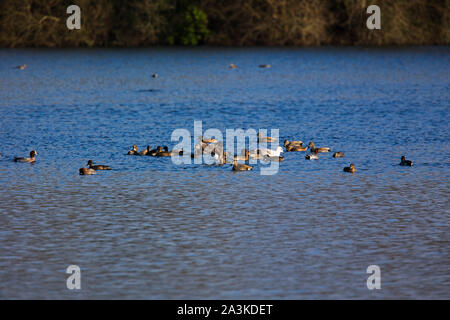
[{"x1": 14, "y1": 150, "x2": 37, "y2": 163}]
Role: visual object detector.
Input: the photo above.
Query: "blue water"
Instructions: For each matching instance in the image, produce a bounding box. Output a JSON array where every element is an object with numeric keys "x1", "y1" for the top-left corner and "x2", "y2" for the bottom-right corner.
[{"x1": 0, "y1": 47, "x2": 449, "y2": 299}]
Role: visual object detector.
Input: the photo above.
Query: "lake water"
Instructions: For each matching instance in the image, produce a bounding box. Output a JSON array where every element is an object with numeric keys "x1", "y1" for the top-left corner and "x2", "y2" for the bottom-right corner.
[{"x1": 0, "y1": 47, "x2": 448, "y2": 299}]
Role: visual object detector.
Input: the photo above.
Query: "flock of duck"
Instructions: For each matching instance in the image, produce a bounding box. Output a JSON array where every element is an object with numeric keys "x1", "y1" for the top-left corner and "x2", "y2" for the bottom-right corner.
[
  {"x1": 11, "y1": 62, "x2": 414, "y2": 174},
  {"x1": 8, "y1": 133, "x2": 413, "y2": 175}
]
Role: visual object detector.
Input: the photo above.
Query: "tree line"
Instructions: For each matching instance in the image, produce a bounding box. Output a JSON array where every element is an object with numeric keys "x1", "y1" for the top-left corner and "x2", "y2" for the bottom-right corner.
[{"x1": 0, "y1": 0, "x2": 448, "y2": 47}]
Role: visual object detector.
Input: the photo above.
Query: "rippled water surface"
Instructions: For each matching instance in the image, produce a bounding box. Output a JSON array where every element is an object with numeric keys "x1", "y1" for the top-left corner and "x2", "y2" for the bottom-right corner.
[{"x1": 0, "y1": 47, "x2": 449, "y2": 299}]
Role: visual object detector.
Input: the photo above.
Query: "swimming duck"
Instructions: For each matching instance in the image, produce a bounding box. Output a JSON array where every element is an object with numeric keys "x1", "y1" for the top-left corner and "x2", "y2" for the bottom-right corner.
[
  {"x1": 232, "y1": 159, "x2": 253, "y2": 171},
  {"x1": 333, "y1": 152, "x2": 345, "y2": 158},
  {"x1": 229, "y1": 63, "x2": 237, "y2": 69},
  {"x1": 259, "y1": 64, "x2": 271, "y2": 68},
  {"x1": 399, "y1": 156, "x2": 413, "y2": 166},
  {"x1": 127, "y1": 144, "x2": 138, "y2": 155},
  {"x1": 156, "y1": 146, "x2": 172, "y2": 157},
  {"x1": 308, "y1": 142, "x2": 331, "y2": 153},
  {"x1": 200, "y1": 136, "x2": 218, "y2": 144},
  {"x1": 264, "y1": 155, "x2": 285, "y2": 162},
  {"x1": 139, "y1": 146, "x2": 151, "y2": 156},
  {"x1": 251, "y1": 146, "x2": 284, "y2": 157},
  {"x1": 286, "y1": 145, "x2": 307, "y2": 152},
  {"x1": 305, "y1": 149, "x2": 319, "y2": 160},
  {"x1": 152, "y1": 74, "x2": 158, "y2": 78},
  {"x1": 257, "y1": 132, "x2": 276, "y2": 143},
  {"x1": 79, "y1": 167, "x2": 96, "y2": 175},
  {"x1": 234, "y1": 149, "x2": 250, "y2": 161},
  {"x1": 16, "y1": 64, "x2": 26, "y2": 70},
  {"x1": 284, "y1": 140, "x2": 303, "y2": 147},
  {"x1": 87, "y1": 160, "x2": 111, "y2": 170},
  {"x1": 249, "y1": 149, "x2": 264, "y2": 160},
  {"x1": 343, "y1": 163, "x2": 357, "y2": 173},
  {"x1": 14, "y1": 150, "x2": 37, "y2": 163}
]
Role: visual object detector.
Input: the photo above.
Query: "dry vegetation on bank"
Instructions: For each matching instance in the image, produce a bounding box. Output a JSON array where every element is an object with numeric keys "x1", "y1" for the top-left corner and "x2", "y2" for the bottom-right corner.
[{"x1": 0, "y1": 0, "x2": 448, "y2": 47}]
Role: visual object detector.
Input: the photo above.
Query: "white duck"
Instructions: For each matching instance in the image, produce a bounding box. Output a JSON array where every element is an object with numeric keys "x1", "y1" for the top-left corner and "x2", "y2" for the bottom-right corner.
[{"x1": 250, "y1": 146, "x2": 284, "y2": 157}]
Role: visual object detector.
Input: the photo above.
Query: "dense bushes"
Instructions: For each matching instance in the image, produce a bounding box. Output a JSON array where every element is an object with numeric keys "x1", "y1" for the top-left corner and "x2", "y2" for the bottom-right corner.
[{"x1": 0, "y1": 0, "x2": 448, "y2": 47}]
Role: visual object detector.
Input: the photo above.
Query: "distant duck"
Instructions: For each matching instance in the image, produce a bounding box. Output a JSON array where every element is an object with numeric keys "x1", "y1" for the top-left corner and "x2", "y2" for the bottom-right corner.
[
  {"x1": 139, "y1": 146, "x2": 151, "y2": 156},
  {"x1": 333, "y1": 152, "x2": 345, "y2": 158},
  {"x1": 308, "y1": 142, "x2": 331, "y2": 153},
  {"x1": 229, "y1": 63, "x2": 237, "y2": 69},
  {"x1": 232, "y1": 159, "x2": 253, "y2": 171},
  {"x1": 156, "y1": 146, "x2": 172, "y2": 157},
  {"x1": 259, "y1": 64, "x2": 271, "y2": 68},
  {"x1": 152, "y1": 74, "x2": 158, "y2": 78},
  {"x1": 79, "y1": 167, "x2": 96, "y2": 175},
  {"x1": 234, "y1": 149, "x2": 250, "y2": 161},
  {"x1": 257, "y1": 132, "x2": 276, "y2": 143},
  {"x1": 127, "y1": 144, "x2": 138, "y2": 155},
  {"x1": 399, "y1": 156, "x2": 413, "y2": 166},
  {"x1": 249, "y1": 149, "x2": 264, "y2": 160},
  {"x1": 200, "y1": 136, "x2": 218, "y2": 144},
  {"x1": 252, "y1": 146, "x2": 284, "y2": 157},
  {"x1": 14, "y1": 150, "x2": 37, "y2": 163},
  {"x1": 284, "y1": 140, "x2": 303, "y2": 147},
  {"x1": 343, "y1": 163, "x2": 357, "y2": 173},
  {"x1": 148, "y1": 146, "x2": 162, "y2": 156},
  {"x1": 264, "y1": 155, "x2": 285, "y2": 162},
  {"x1": 87, "y1": 160, "x2": 111, "y2": 170},
  {"x1": 16, "y1": 64, "x2": 26, "y2": 70},
  {"x1": 305, "y1": 149, "x2": 319, "y2": 160},
  {"x1": 286, "y1": 145, "x2": 307, "y2": 152}
]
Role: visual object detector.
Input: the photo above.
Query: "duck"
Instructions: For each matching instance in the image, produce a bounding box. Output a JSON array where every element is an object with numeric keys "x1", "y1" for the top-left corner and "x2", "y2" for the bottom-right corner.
[
  {"x1": 234, "y1": 149, "x2": 250, "y2": 161},
  {"x1": 343, "y1": 163, "x2": 357, "y2": 173},
  {"x1": 200, "y1": 136, "x2": 218, "y2": 144},
  {"x1": 284, "y1": 140, "x2": 303, "y2": 147},
  {"x1": 127, "y1": 144, "x2": 138, "y2": 155},
  {"x1": 259, "y1": 64, "x2": 271, "y2": 68},
  {"x1": 156, "y1": 146, "x2": 172, "y2": 157},
  {"x1": 257, "y1": 132, "x2": 276, "y2": 143},
  {"x1": 232, "y1": 159, "x2": 253, "y2": 171},
  {"x1": 148, "y1": 146, "x2": 162, "y2": 156},
  {"x1": 79, "y1": 167, "x2": 96, "y2": 175},
  {"x1": 152, "y1": 74, "x2": 158, "y2": 78},
  {"x1": 139, "y1": 146, "x2": 151, "y2": 156},
  {"x1": 399, "y1": 156, "x2": 413, "y2": 166},
  {"x1": 229, "y1": 63, "x2": 237, "y2": 69},
  {"x1": 305, "y1": 149, "x2": 319, "y2": 160},
  {"x1": 308, "y1": 142, "x2": 331, "y2": 153},
  {"x1": 249, "y1": 149, "x2": 264, "y2": 160},
  {"x1": 14, "y1": 150, "x2": 37, "y2": 163},
  {"x1": 264, "y1": 155, "x2": 285, "y2": 162},
  {"x1": 87, "y1": 160, "x2": 111, "y2": 170},
  {"x1": 286, "y1": 145, "x2": 307, "y2": 152},
  {"x1": 333, "y1": 152, "x2": 345, "y2": 158},
  {"x1": 16, "y1": 64, "x2": 26, "y2": 70},
  {"x1": 251, "y1": 146, "x2": 284, "y2": 157}
]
